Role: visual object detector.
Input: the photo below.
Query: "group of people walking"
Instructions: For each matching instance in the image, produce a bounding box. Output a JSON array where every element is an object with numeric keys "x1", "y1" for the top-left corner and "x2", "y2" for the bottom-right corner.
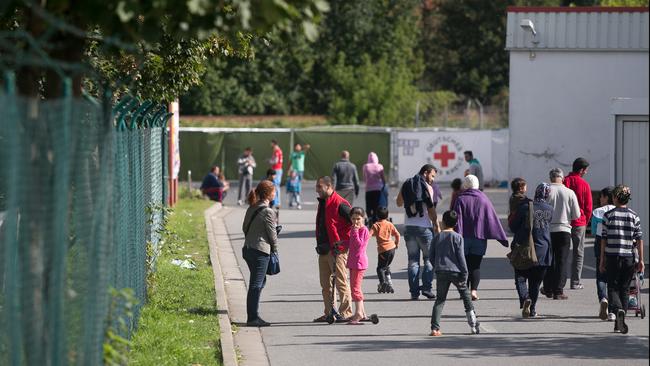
[{"x1": 237, "y1": 148, "x2": 644, "y2": 336}]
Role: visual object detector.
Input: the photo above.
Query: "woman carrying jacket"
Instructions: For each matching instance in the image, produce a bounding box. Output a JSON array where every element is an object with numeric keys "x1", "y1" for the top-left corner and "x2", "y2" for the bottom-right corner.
[
  {"x1": 509, "y1": 182, "x2": 554, "y2": 318},
  {"x1": 242, "y1": 180, "x2": 278, "y2": 327}
]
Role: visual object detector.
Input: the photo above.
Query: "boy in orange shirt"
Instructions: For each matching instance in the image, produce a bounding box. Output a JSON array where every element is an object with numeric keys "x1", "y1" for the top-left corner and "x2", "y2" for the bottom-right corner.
[{"x1": 370, "y1": 207, "x2": 401, "y2": 293}]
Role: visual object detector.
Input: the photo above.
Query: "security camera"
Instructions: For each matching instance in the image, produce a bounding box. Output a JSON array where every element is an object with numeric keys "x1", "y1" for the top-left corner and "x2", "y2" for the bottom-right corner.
[{"x1": 520, "y1": 19, "x2": 537, "y2": 36}]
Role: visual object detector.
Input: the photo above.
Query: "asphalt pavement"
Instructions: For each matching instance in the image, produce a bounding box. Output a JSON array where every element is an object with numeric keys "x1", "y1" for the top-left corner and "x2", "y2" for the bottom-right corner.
[{"x1": 216, "y1": 182, "x2": 649, "y2": 366}]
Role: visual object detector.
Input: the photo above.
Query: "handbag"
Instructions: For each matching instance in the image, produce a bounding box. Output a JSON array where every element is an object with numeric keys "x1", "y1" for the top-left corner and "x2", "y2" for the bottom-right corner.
[
  {"x1": 267, "y1": 250, "x2": 281, "y2": 275},
  {"x1": 244, "y1": 206, "x2": 281, "y2": 275},
  {"x1": 507, "y1": 201, "x2": 538, "y2": 270}
]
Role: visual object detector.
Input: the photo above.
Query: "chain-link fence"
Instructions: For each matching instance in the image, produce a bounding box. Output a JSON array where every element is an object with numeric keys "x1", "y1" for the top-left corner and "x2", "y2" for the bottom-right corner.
[{"x1": 0, "y1": 73, "x2": 169, "y2": 365}]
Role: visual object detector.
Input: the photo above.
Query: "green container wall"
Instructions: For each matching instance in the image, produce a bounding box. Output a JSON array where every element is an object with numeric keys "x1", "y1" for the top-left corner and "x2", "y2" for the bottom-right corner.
[{"x1": 178, "y1": 130, "x2": 391, "y2": 183}]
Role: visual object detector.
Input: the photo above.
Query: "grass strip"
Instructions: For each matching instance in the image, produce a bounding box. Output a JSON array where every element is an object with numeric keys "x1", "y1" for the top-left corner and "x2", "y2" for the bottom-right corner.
[{"x1": 129, "y1": 198, "x2": 222, "y2": 365}]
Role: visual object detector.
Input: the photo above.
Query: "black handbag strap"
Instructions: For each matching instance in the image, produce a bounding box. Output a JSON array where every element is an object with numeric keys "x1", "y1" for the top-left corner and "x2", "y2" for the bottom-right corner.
[{"x1": 244, "y1": 206, "x2": 267, "y2": 235}]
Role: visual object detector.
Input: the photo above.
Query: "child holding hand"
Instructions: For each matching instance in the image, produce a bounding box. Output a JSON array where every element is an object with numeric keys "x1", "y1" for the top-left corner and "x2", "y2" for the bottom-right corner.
[{"x1": 346, "y1": 207, "x2": 370, "y2": 324}]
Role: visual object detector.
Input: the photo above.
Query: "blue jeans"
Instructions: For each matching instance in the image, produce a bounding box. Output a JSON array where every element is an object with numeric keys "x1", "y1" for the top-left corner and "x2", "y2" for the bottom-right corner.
[
  {"x1": 431, "y1": 271, "x2": 473, "y2": 330},
  {"x1": 242, "y1": 246, "x2": 270, "y2": 322},
  {"x1": 514, "y1": 266, "x2": 547, "y2": 312},
  {"x1": 405, "y1": 226, "x2": 434, "y2": 296},
  {"x1": 594, "y1": 237, "x2": 611, "y2": 311},
  {"x1": 272, "y1": 169, "x2": 282, "y2": 206}
]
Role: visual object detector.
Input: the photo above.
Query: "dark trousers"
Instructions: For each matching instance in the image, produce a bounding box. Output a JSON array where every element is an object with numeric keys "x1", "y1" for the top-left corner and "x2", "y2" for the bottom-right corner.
[
  {"x1": 465, "y1": 255, "x2": 483, "y2": 291},
  {"x1": 242, "y1": 246, "x2": 270, "y2": 322},
  {"x1": 543, "y1": 232, "x2": 571, "y2": 295},
  {"x1": 515, "y1": 266, "x2": 547, "y2": 311},
  {"x1": 606, "y1": 256, "x2": 636, "y2": 313},
  {"x1": 431, "y1": 271, "x2": 474, "y2": 331},
  {"x1": 365, "y1": 190, "x2": 381, "y2": 224},
  {"x1": 377, "y1": 248, "x2": 395, "y2": 284},
  {"x1": 594, "y1": 237, "x2": 612, "y2": 312}
]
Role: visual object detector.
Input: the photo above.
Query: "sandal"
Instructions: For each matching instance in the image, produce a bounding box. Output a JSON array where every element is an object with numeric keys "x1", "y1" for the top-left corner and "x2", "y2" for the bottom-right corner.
[{"x1": 430, "y1": 329, "x2": 443, "y2": 336}]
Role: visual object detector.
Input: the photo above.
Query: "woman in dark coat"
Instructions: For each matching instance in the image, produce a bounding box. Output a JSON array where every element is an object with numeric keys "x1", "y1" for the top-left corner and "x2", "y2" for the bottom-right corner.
[{"x1": 509, "y1": 182, "x2": 554, "y2": 318}]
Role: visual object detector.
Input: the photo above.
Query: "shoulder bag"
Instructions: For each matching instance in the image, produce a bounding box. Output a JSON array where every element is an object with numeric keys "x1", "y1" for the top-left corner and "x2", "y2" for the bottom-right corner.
[
  {"x1": 507, "y1": 201, "x2": 538, "y2": 271},
  {"x1": 244, "y1": 206, "x2": 281, "y2": 275}
]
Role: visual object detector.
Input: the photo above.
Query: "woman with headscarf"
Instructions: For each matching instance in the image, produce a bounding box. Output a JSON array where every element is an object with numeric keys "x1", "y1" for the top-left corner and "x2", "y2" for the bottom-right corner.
[
  {"x1": 453, "y1": 175, "x2": 509, "y2": 300},
  {"x1": 363, "y1": 152, "x2": 385, "y2": 225},
  {"x1": 509, "y1": 183, "x2": 554, "y2": 318}
]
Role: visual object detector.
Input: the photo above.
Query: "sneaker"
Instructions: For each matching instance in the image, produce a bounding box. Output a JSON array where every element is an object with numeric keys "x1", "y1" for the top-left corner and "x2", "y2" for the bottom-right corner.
[
  {"x1": 237, "y1": 200, "x2": 243, "y2": 206},
  {"x1": 540, "y1": 287, "x2": 553, "y2": 299},
  {"x1": 570, "y1": 283, "x2": 584, "y2": 290},
  {"x1": 471, "y1": 290, "x2": 479, "y2": 301},
  {"x1": 607, "y1": 313, "x2": 616, "y2": 321},
  {"x1": 522, "y1": 299, "x2": 532, "y2": 318},
  {"x1": 313, "y1": 315, "x2": 329, "y2": 323},
  {"x1": 470, "y1": 322, "x2": 480, "y2": 334},
  {"x1": 421, "y1": 290, "x2": 436, "y2": 299},
  {"x1": 246, "y1": 318, "x2": 271, "y2": 327},
  {"x1": 599, "y1": 299, "x2": 609, "y2": 320},
  {"x1": 410, "y1": 294, "x2": 420, "y2": 300},
  {"x1": 529, "y1": 311, "x2": 539, "y2": 318},
  {"x1": 616, "y1": 309, "x2": 628, "y2": 334},
  {"x1": 430, "y1": 329, "x2": 443, "y2": 336},
  {"x1": 553, "y1": 293, "x2": 568, "y2": 300},
  {"x1": 297, "y1": 205, "x2": 302, "y2": 210}
]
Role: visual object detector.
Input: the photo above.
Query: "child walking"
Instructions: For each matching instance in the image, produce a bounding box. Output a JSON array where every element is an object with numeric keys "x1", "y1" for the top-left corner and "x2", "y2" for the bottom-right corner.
[
  {"x1": 449, "y1": 178, "x2": 463, "y2": 210},
  {"x1": 429, "y1": 210, "x2": 480, "y2": 336},
  {"x1": 286, "y1": 170, "x2": 302, "y2": 209},
  {"x1": 599, "y1": 185, "x2": 644, "y2": 334},
  {"x1": 591, "y1": 186, "x2": 616, "y2": 321},
  {"x1": 370, "y1": 207, "x2": 400, "y2": 293},
  {"x1": 508, "y1": 177, "x2": 529, "y2": 224},
  {"x1": 347, "y1": 207, "x2": 370, "y2": 324}
]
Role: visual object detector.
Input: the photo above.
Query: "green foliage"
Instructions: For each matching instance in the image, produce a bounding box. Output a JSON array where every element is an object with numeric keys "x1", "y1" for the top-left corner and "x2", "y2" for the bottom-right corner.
[
  {"x1": 181, "y1": 0, "x2": 424, "y2": 126},
  {"x1": 423, "y1": 0, "x2": 511, "y2": 103},
  {"x1": 130, "y1": 198, "x2": 220, "y2": 365},
  {"x1": 103, "y1": 288, "x2": 139, "y2": 366},
  {"x1": 599, "y1": 0, "x2": 649, "y2": 5}
]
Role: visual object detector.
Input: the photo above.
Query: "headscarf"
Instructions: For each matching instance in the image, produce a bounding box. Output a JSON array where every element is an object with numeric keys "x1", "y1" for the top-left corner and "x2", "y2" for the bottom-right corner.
[
  {"x1": 534, "y1": 182, "x2": 551, "y2": 202},
  {"x1": 462, "y1": 175, "x2": 479, "y2": 190}
]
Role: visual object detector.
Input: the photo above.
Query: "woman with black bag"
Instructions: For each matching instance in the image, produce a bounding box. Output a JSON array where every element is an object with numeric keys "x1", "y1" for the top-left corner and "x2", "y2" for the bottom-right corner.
[
  {"x1": 509, "y1": 182, "x2": 554, "y2": 318},
  {"x1": 242, "y1": 180, "x2": 279, "y2": 327}
]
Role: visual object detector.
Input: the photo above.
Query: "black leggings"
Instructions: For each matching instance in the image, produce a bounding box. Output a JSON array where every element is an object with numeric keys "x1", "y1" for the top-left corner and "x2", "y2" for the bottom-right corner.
[
  {"x1": 465, "y1": 255, "x2": 483, "y2": 291},
  {"x1": 365, "y1": 190, "x2": 381, "y2": 223}
]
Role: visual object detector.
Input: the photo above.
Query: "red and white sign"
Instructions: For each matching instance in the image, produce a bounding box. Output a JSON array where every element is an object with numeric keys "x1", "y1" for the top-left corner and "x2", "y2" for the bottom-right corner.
[{"x1": 396, "y1": 130, "x2": 509, "y2": 183}]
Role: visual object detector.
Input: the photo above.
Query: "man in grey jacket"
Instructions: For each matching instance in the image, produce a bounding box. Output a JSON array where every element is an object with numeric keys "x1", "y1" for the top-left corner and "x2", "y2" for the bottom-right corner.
[
  {"x1": 332, "y1": 151, "x2": 359, "y2": 205},
  {"x1": 541, "y1": 168, "x2": 581, "y2": 300}
]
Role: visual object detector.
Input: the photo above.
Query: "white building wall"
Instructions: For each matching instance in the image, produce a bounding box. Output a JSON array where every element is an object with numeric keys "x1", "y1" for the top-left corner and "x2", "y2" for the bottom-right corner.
[{"x1": 508, "y1": 51, "x2": 649, "y2": 189}]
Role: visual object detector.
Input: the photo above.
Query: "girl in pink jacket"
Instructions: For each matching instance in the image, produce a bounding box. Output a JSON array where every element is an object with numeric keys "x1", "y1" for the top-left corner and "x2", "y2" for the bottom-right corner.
[{"x1": 346, "y1": 207, "x2": 370, "y2": 324}]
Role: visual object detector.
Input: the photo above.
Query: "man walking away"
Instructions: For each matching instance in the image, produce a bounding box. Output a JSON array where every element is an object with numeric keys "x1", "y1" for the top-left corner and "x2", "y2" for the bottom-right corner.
[
  {"x1": 397, "y1": 164, "x2": 440, "y2": 300},
  {"x1": 332, "y1": 150, "x2": 359, "y2": 205},
  {"x1": 541, "y1": 168, "x2": 580, "y2": 300},
  {"x1": 237, "y1": 147, "x2": 256, "y2": 205},
  {"x1": 564, "y1": 157, "x2": 593, "y2": 290}
]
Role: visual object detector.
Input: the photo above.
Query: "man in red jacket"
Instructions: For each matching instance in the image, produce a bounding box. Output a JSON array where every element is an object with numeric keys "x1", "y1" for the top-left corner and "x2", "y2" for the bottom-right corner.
[
  {"x1": 564, "y1": 157, "x2": 593, "y2": 290},
  {"x1": 313, "y1": 176, "x2": 353, "y2": 322}
]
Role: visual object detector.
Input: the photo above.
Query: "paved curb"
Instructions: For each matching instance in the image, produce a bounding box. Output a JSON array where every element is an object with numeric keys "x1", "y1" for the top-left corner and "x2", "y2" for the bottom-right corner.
[{"x1": 205, "y1": 204, "x2": 270, "y2": 366}]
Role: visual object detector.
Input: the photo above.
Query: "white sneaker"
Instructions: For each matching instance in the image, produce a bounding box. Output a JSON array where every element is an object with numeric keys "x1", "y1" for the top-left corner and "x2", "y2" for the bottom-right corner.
[
  {"x1": 237, "y1": 200, "x2": 243, "y2": 206},
  {"x1": 599, "y1": 299, "x2": 609, "y2": 320},
  {"x1": 607, "y1": 313, "x2": 616, "y2": 321}
]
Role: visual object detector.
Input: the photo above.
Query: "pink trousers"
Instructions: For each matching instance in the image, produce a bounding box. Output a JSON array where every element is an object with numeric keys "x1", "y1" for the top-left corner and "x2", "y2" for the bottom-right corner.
[{"x1": 349, "y1": 269, "x2": 366, "y2": 301}]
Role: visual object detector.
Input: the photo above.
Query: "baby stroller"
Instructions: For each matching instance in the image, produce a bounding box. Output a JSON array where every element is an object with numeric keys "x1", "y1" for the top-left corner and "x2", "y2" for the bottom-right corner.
[{"x1": 628, "y1": 271, "x2": 646, "y2": 319}]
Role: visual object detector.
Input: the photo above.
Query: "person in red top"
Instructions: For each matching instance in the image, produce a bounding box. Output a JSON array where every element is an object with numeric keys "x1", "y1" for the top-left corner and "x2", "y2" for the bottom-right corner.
[
  {"x1": 313, "y1": 176, "x2": 353, "y2": 322},
  {"x1": 563, "y1": 157, "x2": 593, "y2": 290},
  {"x1": 268, "y1": 139, "x2": 284, "y2": 208}
]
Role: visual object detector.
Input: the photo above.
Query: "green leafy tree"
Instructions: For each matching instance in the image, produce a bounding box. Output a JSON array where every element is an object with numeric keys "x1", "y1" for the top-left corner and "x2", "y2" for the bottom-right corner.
[{"x1": 1, "y1": 0, "x2": 328, "y2": 100}]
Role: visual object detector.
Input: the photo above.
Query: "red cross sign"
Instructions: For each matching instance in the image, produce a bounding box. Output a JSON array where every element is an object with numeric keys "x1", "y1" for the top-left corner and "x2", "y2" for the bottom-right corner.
[{"x1": 433, "y1": 144, "x2": 456, "y2": 168}]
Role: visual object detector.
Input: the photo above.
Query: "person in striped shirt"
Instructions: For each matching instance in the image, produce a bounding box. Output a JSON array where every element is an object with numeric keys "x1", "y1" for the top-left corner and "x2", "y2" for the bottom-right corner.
[{"x1": 598, "y1": 185, "x2": 644, "y2": 334}]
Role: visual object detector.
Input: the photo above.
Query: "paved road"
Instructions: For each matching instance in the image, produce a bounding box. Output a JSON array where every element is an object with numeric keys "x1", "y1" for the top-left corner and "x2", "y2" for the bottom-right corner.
[{"x1": 219, "y1": 183, "x2": 649, "y2": 366}]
